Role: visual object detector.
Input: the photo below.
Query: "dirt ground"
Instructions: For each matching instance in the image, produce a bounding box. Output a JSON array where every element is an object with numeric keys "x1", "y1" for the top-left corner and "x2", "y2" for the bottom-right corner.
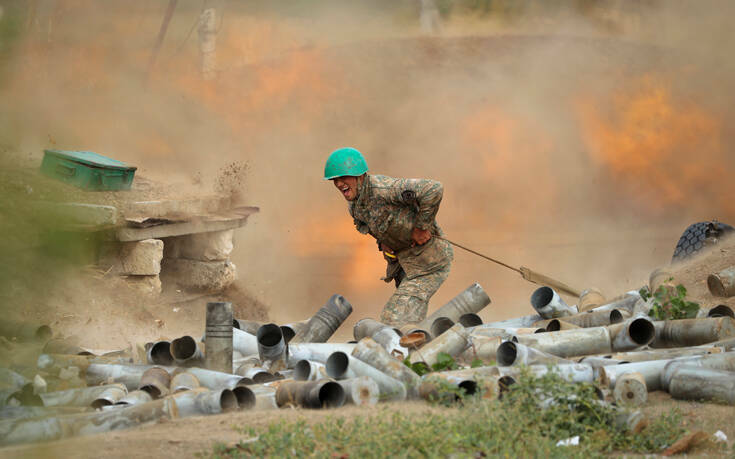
[{"x1": 1, "y1": 392, "x2": 733, "y2": 459}]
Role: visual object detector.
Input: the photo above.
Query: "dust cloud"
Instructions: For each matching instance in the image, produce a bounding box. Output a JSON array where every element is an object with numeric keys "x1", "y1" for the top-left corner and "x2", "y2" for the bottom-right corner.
[{"x1": 2, "y1": 1, "x2": 735, "y2": 339}]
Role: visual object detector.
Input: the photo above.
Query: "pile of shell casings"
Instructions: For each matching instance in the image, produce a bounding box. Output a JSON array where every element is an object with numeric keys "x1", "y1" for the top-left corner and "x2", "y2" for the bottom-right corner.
[{"x1": 1, "y1": 263, "x2": 734, "y2": 447}]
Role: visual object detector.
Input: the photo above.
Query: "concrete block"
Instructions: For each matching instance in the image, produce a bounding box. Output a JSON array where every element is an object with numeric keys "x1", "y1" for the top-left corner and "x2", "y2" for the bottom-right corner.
[
  {"x1": 124, "y1": 275, "x2": 162, "y2": 295},
  {"x1": 164, "y1": 230, "x2": 234, "y2": 261},
  {"x1": 162, "y1": 259, "x2": 236, "y2": 292},
  {"x1": 112, "y1": 239, "x2": 163, "y2": 275}
]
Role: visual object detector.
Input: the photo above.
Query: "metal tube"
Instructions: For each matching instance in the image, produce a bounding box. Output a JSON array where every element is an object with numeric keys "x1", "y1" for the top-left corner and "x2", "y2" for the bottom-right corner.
[
  {"x1": 287, "y1": 343, "x2": 356, "y2": 366},
  {"x1": 659, "y1": 353, "x2": 735, "y2": 391},
  {"x1": 280, "y1": 320, "x2": 308, "y2": 344},
  {"x1": 185, "y1": 367, "x2": 251, "y2": 390},
  {"x1": 599, "y1": 359, "x2": 675, "y2": 391},
  {"x1": 0, "y1": 398, "x2": 177, "y2": 447},
  {"x1": 478, "y1": 314, "x2": 542, "y2": 329},
  {"x1": 471, "y1": 327, "x2": 542, "y2": 336},
  {"x1": 85, "y1": 364, "x2": 162, "y2": 391},
  {"x1": 290, "y1": 294, "x2": 353, "y2": 343},
  {"x1": 409, "y1": 323, "x2": 470, "y2": 367},
  {"x1": 146, "y1": 340, "x2": 174, "y2": 366},
  {"x1": 170, "y1": 336, "x2": 204, "y2": 365},
  {"x1": 613, "y1": 372, "x2": 647, "y2": 406},
  {"x1": 496, "y1": 341, "x2": 574, "y2": 366},
  {"x1": 170, "y1": 387, "x2": 238, "y2": 417},
  {"x1": 249, "y1": 385, "x2": 278, "y2": 410},
  {"x1": 429, "y1": 317, "x2": 455, "y2": 338},
  {"x1": 544, "y1": 320, "x2": 581, "y2": 331},
  {"x1": 91, "y1": 386, "x2": 127, "y2": 409},
  {"x1": 530, "y1": 287, "x2": 577, "y2": 319},
  {"x1": 371, "y1": 327, "x2": 408, "y2": 359},
  {"x1": 39, "y1": 384, "x2": 127, "y2": 408},
  {"x1": 38, "y1": 354, "x2": 133, "y2": 375},
  {"x1": 293, "y1": 360, "x2": 327, "y2": 381},
  {"x1": 138, "y1": 367, "x2": 171, "y2": 399},
  {"x1": 169, "y1": 371, "x2": 201, "y2": 393},
  {"x1": 588, "y1": 293, "x2": 641, "y2": 314},
  {"x1": 232, "y1": 386, "x2": 256, "y2": 409},
  {"x1": 115, "y1": 390, "x2": 153, "y2": 406},
  {"x1": 608, "y1": 315, "x2": 655, "y2": 351},
  {"x1": 353, "y1": 318, "x2": 395, "y2": 341},
  {"x1": 237, "y1": 365, "x2": 276, "y2": 384},
  {"x1": 418, "y1": 283, "x2": 491, "y2": 333},
  {"x1": 707, "y1": 266, "x2": 735, "y2": 297},
  {"x1": 578, "y1": 287, "x2": 605, "y2": 312},
  {"x1": 459, "y1": 335, "x2": 503, "y2": 363},
  {"x1": 702, "y1": 304, "x2": 735, "y2": 318},
  {"x1": 256, "y1": 323, "x2": 287, "y2": 371},
  {"x1": 514, "y1": 327, "x2": 612, "y2": 358},
  {"x1": 324, "y1": 352, "x2": 357, "y2": 380},
  {"x1": 351, "y1": 337, "x2": 421, "y2": 398},
  {"x1": 336, "y1": 377, "x2": 379, "y2": 406},
  {"x1": 651, "y1": 317, "x2": 735, "y2": 348},
  {"x1": 275, "y1": 380, "x2": 346, "y2": 409},
  {"x1": 546, "y1": 309, "x2": 626, "y2": 329},
  {"x1": 232, "y1": 327, "x2": 258, "y2": 357},
  {"x1": 459, "y1": 313, "x2": 483, "y2": 327},
  {"x1": 577, "y1": 356, "x2": 628, "y2": 370},
  {"x1": 497, "y1": 363, "x2": 594, "y2": 383},
  {"x1": 399, "y1": 323, "x2": 431, "y2": 342},
  {"x1": 205, "y1": 302, "x2": 233, "y2": 374},
  {"x1": 233, "y1": 319, "x2": 262, "y2": 335},
  {"x1": 325, "y1": 352, "x2": 406, "y2": 401},
  {"x1": 668, "y1": 366, "x2": 735, "y2": 404},
  {"x1": 605, "y1": 346, "x2": 721, "y2": 363}
]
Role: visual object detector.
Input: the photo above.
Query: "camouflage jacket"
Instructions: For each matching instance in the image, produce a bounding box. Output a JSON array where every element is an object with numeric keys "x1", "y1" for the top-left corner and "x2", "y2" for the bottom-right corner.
[{"x1": 349, "y1": 174, "x2": 453, "y2": 279}]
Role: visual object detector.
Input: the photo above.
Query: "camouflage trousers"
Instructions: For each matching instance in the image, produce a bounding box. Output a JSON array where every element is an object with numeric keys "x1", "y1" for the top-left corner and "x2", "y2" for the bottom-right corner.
[{"x1": 379, "y1": 264, "x2": 451, "y2": 326}]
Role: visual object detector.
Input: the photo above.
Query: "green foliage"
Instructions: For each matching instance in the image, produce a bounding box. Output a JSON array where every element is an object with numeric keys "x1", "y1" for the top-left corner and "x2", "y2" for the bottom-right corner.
[
  {"x1": 209, "y1": 371, "x2": 690, "y2": 458},
  {"x1": 641, "y1": 281, "x2": 700, "y2": 320},
  {"x1": 402, "y1": 352, "x2": 459, "y2": 375},
  {"x1": 470, "y1": 358, "x2": 484, "y2": 368},
  {"x1": 431, "y1": 352, "x2": 458, "y2": 372},
  {"x1": 403, "y1": 357, "x2": 430, "y2": 376}
]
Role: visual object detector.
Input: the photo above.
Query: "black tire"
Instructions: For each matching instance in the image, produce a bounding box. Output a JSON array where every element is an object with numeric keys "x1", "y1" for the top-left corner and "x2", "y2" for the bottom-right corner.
[{"x1": 672, "y1": 221, "x2": 735, "y2": 263}]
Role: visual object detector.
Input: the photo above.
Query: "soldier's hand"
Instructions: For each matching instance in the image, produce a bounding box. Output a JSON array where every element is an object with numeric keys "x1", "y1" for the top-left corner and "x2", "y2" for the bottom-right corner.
[
  {"x1": 380, "y1": 243, "x2": 394, "y2": 253},
  {"x1": 411, "y1": 227, "x2": 431, "y2": 246}
]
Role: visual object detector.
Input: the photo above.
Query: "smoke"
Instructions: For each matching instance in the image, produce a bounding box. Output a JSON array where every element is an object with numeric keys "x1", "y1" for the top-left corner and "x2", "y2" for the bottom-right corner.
[{"x1": 2, "y1": 1, "x2": 735, "y2": 338}]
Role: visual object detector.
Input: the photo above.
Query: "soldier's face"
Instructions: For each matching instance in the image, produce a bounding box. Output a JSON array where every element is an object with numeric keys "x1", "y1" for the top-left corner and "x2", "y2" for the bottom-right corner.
[{"x1": 332, "y1": 176, "x2": 359, "y2": 201}]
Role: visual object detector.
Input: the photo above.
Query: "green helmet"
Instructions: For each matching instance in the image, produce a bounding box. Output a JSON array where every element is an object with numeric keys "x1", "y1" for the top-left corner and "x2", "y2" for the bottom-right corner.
[{"x1": 323, "y1": 147, "x2": 368, "y2": 180}]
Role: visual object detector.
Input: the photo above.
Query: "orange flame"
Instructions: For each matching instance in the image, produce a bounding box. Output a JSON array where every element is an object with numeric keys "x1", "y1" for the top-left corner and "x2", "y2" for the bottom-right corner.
[{"x1": 576, "y1": 75, "x2": 729, "y2": 213}]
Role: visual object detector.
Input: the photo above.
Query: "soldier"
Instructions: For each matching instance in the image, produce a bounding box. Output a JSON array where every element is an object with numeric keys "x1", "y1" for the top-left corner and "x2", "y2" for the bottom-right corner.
[{"x1": 324, "y1": 147, "x2": 453, "y2": 326}]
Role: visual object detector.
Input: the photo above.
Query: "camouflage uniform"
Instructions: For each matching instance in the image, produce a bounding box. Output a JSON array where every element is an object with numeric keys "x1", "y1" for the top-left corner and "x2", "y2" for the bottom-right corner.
[{"x1": 349, "y1": 174, "x2": 453, "y2": 326}]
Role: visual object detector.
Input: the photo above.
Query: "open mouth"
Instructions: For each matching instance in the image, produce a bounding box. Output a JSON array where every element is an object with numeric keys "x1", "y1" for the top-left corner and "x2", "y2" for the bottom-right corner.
[{"x1": 340, "y1": 186, "x2": 351, "y2": 198}]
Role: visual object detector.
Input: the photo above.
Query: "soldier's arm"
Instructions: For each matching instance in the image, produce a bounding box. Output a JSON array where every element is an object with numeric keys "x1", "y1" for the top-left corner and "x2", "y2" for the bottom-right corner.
[{"x1": 390, "y1": 178, "x2": 444, "y2": 230}]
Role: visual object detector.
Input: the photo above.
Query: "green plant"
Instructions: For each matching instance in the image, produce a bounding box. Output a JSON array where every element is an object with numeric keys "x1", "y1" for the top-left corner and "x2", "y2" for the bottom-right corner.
[
  {"x1": 403, "y1": 357, "x2": 429, "y2": 376},
  {"x1": 431, "y1": 352, "x2": 458, "y2": 372},
  {"x1": 640, "y1": 282, "x2": 699, "y2": 320},
  {"x1": 403, "y1": 352, "x2": 459, "y2": 375}
]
